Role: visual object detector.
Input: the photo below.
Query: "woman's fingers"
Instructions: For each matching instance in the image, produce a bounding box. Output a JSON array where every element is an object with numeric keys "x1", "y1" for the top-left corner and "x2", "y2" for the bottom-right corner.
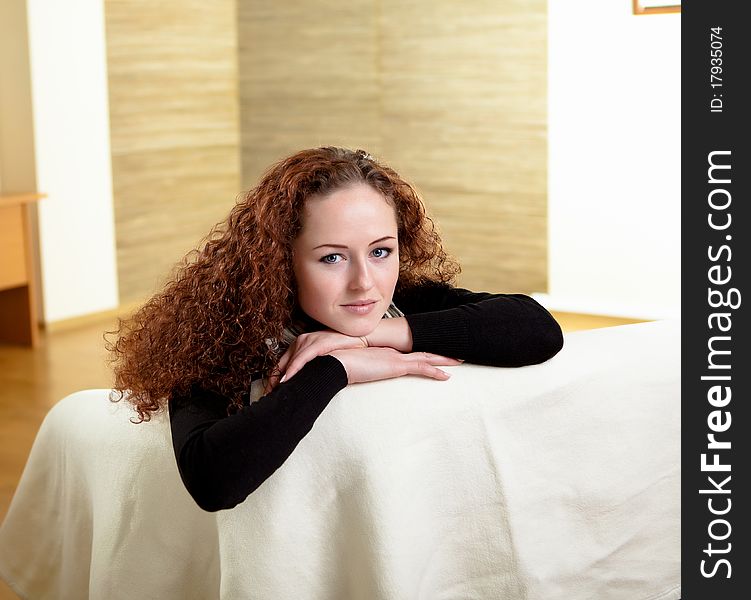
[
  {"x1": 279, "y1": 348, "x2": 293, "y2": 373},
  {"x1": 282, "y1": 343, "x2": 326, "y2": 382},
  {"x1": 278, "y1": 342, "x2": 295, "y2": 371},
  {"x1": 328, "y1": 347, "x2": 464, "y2": 385},
  {"x1": 412, "y1": 352, "x2": 463, "y2": 366},
  {"x1": 412, "y1": 363, "x2": 451, "y2": 380},
  {"x1": 280, "y1": 332, "x2": 369, "y2": 383},
  {"x1": 265, "y1": 344, "x2": 294, "y2": 392},
  {"x1": 398, "y1": 352, "x2": 464, "y2": 381},
  {"x1": 403, "y1": 354, "x2": 459, "y2": 380}
]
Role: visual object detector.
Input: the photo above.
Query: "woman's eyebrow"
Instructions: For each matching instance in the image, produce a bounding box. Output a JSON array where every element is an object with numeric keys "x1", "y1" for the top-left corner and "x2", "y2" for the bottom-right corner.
[{"x1": 312, "y1": 236, "x2": 395, "y2": 250}]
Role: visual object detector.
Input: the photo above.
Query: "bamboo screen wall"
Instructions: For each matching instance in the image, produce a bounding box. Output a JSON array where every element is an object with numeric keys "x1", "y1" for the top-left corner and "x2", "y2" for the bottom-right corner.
[
  {"x1": 104, "y1": 1, "x2": 241, "y2": 304},
  {"x1": 107, "y1": 0, "x2": 546, "y2": 302}
]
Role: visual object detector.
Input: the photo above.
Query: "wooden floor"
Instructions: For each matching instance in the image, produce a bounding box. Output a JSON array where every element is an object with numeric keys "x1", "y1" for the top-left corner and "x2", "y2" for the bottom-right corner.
[{"x1": 0, "y1": 309, "x2": 644, "y2": 598}]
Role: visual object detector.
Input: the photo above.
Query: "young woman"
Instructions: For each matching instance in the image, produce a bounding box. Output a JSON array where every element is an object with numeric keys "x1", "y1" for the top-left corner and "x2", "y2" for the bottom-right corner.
[{"x1": 109, "y1": 147, "x2": 563, "y2": 512}]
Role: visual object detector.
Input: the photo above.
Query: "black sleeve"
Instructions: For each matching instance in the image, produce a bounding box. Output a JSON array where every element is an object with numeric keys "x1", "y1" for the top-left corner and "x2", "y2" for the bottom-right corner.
[
  {"x1": 394, "y1": 282, "x2": 563, "y2": 367},
  {"x1": 169, "y1": 354, "x2": 348, "y2": 512}
]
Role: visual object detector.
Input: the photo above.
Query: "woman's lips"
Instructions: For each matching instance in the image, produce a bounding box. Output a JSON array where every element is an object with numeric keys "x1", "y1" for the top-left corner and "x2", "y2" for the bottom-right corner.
[{"x1": 341, "y1": 301, "x2": 377, "y2": 315}]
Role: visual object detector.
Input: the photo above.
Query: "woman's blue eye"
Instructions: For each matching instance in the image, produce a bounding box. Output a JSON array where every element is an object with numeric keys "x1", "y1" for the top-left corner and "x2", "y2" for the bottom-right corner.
[
  {"x1": 320, "y1": 254, "x2": 341, "y2": 264},
  {"x1": 372, "y1": 247, "x2": 391, "y2": 259}
]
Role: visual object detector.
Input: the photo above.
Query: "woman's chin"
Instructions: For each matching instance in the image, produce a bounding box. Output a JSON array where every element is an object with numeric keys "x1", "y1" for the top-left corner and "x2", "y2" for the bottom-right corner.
[{"x1": 331, "y1": 317, "x2": 380, "y2": 338}]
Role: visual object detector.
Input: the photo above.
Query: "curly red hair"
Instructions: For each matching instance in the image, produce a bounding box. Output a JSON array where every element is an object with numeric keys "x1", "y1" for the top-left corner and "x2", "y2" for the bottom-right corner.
[{"x1": 107, "y1": 147, "x2": 460, "y2": 422}]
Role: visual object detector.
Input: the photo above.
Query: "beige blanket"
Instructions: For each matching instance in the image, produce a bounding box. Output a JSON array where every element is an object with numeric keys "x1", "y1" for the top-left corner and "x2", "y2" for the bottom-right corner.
[{"x1": 0, "y1": 321, "x2": 681, "y2": 599}]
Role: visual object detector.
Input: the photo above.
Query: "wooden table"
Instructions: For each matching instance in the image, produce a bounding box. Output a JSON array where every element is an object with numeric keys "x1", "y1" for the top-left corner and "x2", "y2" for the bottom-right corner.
[{"x1": 0, "y1": 193, "x2": 45, "y2": 346}]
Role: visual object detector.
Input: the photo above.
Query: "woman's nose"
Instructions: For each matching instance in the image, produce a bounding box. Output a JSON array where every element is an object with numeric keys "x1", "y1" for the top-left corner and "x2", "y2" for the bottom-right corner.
[{"x1": 350, "y1": 258, "x2": 374, "y2": 290}]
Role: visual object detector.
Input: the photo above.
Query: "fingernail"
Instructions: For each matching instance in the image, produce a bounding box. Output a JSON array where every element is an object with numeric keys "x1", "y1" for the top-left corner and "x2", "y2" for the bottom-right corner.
[{"x1": 280, "y1": 374, "x2": 287, "y2": 383}]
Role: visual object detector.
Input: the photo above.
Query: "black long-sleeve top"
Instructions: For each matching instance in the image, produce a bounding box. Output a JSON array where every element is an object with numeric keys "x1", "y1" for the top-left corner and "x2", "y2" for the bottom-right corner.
[{"x1": 169, "y1": 283, "x2": 564, "y2": 511}]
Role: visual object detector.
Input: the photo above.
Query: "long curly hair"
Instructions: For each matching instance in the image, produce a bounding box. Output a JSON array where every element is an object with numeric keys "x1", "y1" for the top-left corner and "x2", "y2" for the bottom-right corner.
[{"x1": 107, "y1": 147, "x2": 460, "y2": 422}]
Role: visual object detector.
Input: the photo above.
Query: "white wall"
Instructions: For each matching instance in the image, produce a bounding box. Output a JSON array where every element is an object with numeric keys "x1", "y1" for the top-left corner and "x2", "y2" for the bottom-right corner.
[
  {"x1": 541, "y1": 1, "x2": 680, "y2": 319},
  {"x1": 26, "y1": 0, "x2": 119, "y2": 322}
]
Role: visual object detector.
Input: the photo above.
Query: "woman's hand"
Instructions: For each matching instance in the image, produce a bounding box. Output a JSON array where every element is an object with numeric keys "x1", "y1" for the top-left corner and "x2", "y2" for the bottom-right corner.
[
  {"x1": 265, "y1": 325, "x2": 462, "y2": 393},
  {"x1": 328, "y1": 347, "x2": 462, "y2": 385},
  {"x1": 265, "y1": 330, "x2": 369, "y2": 392}
]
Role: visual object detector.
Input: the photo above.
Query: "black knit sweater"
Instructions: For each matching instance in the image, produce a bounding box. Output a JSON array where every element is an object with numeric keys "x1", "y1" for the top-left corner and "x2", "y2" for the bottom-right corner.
[{"x1": 169, "y1": 283, "x2": 563, "y2": 511}]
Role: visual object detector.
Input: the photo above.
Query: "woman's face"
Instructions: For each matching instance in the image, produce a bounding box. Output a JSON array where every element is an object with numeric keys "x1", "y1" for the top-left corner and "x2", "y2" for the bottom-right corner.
[{"x1": 292, "y1": 183, "x2": 400, "y2": 337}]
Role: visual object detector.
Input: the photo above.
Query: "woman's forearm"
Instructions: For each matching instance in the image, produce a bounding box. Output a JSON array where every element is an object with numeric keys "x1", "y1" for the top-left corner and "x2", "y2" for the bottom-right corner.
[
  {"x1": 170, "y1": 355, "x2": 348, "y2": 511},
  {"x1": 403, "y1": 294, "x2": 563, "y2": 367}
]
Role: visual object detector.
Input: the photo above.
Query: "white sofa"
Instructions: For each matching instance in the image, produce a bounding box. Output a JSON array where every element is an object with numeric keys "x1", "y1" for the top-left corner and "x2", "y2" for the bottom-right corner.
[{"x1": 0, "y1": 321, "x2": 681, "y2": 599}]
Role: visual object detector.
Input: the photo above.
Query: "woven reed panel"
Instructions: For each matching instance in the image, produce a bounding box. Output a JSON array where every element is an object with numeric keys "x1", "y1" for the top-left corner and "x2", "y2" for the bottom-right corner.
[
  {"x1": 238, "y1": 0, "x2": 547, "y2": 294},
  {"x1": 105, "y1": 0, "x2": 241, "y2": 303},
  {"x1": 0, "y1": 0, "x2": 37, "y2": 194},
  {"x1": 238, "y1": 0, "x2": 381, "y2": 187},
  {"x1": 379, "y1": 0, "x2": 547, "y2": 293}
]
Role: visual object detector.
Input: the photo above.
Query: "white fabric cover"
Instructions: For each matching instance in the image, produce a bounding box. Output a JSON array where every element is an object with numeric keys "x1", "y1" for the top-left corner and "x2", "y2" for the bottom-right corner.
[{"x1": 0, "y1": 321, "x2": 681, "y2": 599}]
